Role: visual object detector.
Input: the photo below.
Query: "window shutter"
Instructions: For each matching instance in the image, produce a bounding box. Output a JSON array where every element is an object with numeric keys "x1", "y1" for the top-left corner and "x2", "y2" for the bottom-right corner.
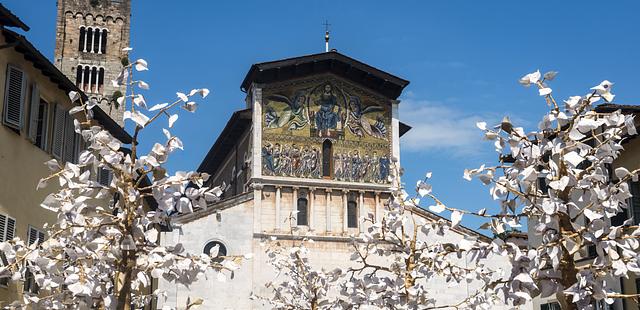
[
  {"x1": 1, "y1": 215, "x2": 16, "y2": 242},
  {"x1": 73, "y1": 133, "x2": 82, "y2": 163},
  {"x1": 0, "y1": 214, "x2": 5, "y2": 242},
  {"x1": 40, "y1": 103, "x2": 49, "y2": 150},
  {"x1": 28, "y1": 227, "x2": 37, "y2": 246},
  {"x1": 63, "y1": 113, "x2": 76, "y2": 163},
  {"x1": 51, "y1": 105, "x2": 65, "y2": 158},
  {"x1": 630, "y1": 181, "x2": 640, "y2": 225},
  {"x1": 27, "y1": 227, "x2": 44, "y2": 246},
  {"x1": 6, "y1": 217, "x2": 15, "y2": 241},
  {"x1": 98, "y1": 168, "x2": 111, "y2": 186},
  {"x1": 28, "y1": 84, "x2": 40, "y2": 142},
  {"x1": 3, "y1": 65, "x2": 26, "y2": 129}
]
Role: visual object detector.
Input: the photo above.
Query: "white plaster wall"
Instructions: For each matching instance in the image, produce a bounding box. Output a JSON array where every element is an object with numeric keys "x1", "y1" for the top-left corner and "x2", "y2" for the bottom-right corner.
[
  {"x1": 158, "y1": 194, "x2": 529, "y2": 309},
  {"x1": 157, "y1": 199, "x2": 254, "y2": 310}
]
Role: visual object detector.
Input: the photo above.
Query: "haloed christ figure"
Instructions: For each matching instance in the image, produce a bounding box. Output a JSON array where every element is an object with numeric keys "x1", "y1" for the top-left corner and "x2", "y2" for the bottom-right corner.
[{"x1": 314, "y1": 83, "x2": 341, "y2": 137}]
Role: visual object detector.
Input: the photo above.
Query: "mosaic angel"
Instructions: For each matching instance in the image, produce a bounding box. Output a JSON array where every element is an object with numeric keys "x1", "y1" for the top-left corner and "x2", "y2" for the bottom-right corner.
[
  {"x1": 346, "y1": 96, "x2": 387, "y2": 140},
  {"x1": 264, "y1": 91, "x2": 310, "y2": 130}
]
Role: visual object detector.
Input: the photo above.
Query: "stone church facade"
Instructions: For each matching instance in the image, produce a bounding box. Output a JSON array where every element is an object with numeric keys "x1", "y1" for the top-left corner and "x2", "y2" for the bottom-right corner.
[
  {"x1": 157, "y1": 52, "x2": 519, "y2": 309},
  {"x1": 54, "y1": 0, "x2": 129, "y2": 125}
]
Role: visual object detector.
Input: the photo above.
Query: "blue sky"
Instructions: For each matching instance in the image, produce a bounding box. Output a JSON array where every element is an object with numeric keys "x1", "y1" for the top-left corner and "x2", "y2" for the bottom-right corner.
[{"x1": 6, "y1": 0, "x2": 640, "y2": 231}]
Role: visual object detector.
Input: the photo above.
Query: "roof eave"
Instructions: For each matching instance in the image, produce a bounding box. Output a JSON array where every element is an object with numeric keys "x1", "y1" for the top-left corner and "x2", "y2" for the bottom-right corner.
[
  {"x1": 2, "y1": 28, "x2": 132, "y2": 144},
  {"x1": 0, "y1": 4, "x2": 30, "y2": 32},
  {"x1": 240, "y1": 51, "x2": 409, "y2": 99}
]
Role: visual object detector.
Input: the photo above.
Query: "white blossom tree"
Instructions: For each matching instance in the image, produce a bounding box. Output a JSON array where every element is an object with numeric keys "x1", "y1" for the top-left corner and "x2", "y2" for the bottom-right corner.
[
  {"x1": 457, "y1": 71, "x2": 639, "y2": 309},
  {"x1": 261, "y1": 71, "x2": 640, "y2": 310},
  {"x1": 0, "y1": 49, "x2": 247, "y2": 309}
]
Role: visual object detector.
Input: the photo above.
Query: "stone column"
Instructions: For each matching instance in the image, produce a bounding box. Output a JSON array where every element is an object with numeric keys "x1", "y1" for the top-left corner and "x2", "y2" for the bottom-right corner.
[
  {"x1": 326, "y1": 188, "x2": 332, "y2": 232},
  {"x1": 358, "y1": 191, "x2": 365, "y2": 232},
  {"x1": 253, "y1": 184, "x2": 263, "y2": 233},
  {"x1": 275, "y1": 186, "x2": 281, "y2": 231},
  {"x1": 375, "y1": 192, "x2": 382, "y2": 223},
  {"x1": 391, "y1": 99, "x2": 401, "y2": 165},
  {"x1": 251, "y1": 85, "x2": 263, "y2": 180},
  {"x1": 97, "y1": 29, "x2": 102, "y2": 54},
  {"x1": 83, "y1": 29, "x2": 89, "y2": 52},
  {"x1": 342, "y1": 190, "x2": 349, "y2": 232},
  {"x1": 292, "y1": 187, "x2": 298, "y2": 227},
  {"x1": 309, "y1": 187, "x2": 315, "y2": 229}
]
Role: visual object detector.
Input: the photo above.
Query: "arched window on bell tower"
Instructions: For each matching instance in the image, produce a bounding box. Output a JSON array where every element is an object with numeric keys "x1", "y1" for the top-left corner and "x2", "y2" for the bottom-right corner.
[
  {"x1": 78, "y1": 26, "x2": 86, "y2": 52},
  {"x1": 322, "y1": 139, "x2": 332, "y2": 178}
]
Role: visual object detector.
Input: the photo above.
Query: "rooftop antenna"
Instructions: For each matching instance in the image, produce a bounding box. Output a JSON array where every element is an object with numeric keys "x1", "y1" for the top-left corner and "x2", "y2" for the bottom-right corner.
[{"x1": 323, "y1": 20, "x2": 331, "y2": 52}]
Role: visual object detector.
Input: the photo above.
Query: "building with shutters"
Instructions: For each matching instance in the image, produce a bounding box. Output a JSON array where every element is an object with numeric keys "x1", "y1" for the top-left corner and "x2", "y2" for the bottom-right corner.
[
  {"x1": 54, "y1": 0, "x2": 131, "y2": 126},
  {"x1": 156, "y1": 51, "x2": 520, "y2": 309},
  {"x1": 0, "y1": 3, "x2": 131, "y2": 304}
]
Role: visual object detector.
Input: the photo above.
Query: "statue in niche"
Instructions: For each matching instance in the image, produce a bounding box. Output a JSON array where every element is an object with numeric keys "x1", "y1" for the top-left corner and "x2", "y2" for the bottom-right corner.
[
  {"x1": 264, "y1": 91, "x2": 310, "y2": 130},
  {"x1": 346, "y1": 96, "x2": 387, "y2": 140},
  {"x1": 313, "y1": 83, "x2": 342, "y2": 137}
]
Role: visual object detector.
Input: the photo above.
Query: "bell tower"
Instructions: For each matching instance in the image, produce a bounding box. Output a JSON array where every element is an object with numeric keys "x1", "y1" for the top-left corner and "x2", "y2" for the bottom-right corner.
[{"x1": 54, "y1": 0, "x2": 130, "y2": 126}]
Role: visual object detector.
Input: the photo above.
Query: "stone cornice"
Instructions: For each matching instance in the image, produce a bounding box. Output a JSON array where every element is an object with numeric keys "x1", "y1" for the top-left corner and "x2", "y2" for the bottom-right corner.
[
  {"x1": 251, "y1": 176, "x2": 391, "y2": 192},
  {"x1": 172, "y1": 192, "x2": 254, "y2": 224}
]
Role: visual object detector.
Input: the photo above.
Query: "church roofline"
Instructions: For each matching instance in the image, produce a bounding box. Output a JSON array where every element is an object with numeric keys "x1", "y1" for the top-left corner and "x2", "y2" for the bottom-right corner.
[
  {"x1": 240, "y1": 51, "x2": 410, "y2": 100},
  {"x1": 0, "y1": 4, "x2": 30, "y2": 32},
  {"x1": 197, "y1": 108, "x2": 252, "y2": 175},
  {"x1": 405, "y1": 205, "x2": 492, "y2": 242},
  {"x1": 1, "y1": 28, "x2": 132, "y2": 144},
  {"x1": 594, "y1": 103, "x2": 640, "y2": 114}
]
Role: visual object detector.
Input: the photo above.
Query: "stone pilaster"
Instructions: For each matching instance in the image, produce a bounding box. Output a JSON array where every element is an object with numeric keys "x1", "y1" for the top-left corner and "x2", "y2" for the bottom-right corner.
[
  {"x1": 342, "y1": 189, "x2": 349, "y2": 232},
  {"x1": 292, "y1": 187, "x2": 298, "y2": 227},
  {"x1": 358, "y1": 191, "x2": 365, "y2": 233},
  {"x1": 253, "y1": 183, "x2": 263, "y2": 233},
  {"x1": 275, "y1": 186, "x2": 281, "y2": 231},
  {"x1": 326, "y1": 188, "x2": 332, "y2": 232},
  {"x1": 375, "y1": 191, "x2": 382, "y2": 223},
  {"x1": 391, "y1": 99, "x2": 401, "y2": 165},
  {"x1": 251, "y1": 85, "x2": 263, "y2": 180},
  {"x1": 309, "y1": 187, "x2": 316, "y2": 229}
]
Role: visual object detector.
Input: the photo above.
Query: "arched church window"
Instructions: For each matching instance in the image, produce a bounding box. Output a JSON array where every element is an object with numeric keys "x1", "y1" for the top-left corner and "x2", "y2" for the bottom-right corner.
[
  {"x1": 83, "y1": 66, "x2": 90, "y2": 92},
  {"x1": 90, "y1": 67, "x2": 97, "y2": 93},
  {"x1": 86, "y1": 28, "x2": 93, "y2": 53},
  {"x1": 93, "y1": 28, "x2": 100, "y2": 53},
  {"x1": 100, "y1": 29, "x2": 108, "y2": 54},
  {"x1": 78, "y1": 27, "x2": 86, "y2": 52},
  {"x1": 98, "y1": 68, "x2": 105, "y2": 93},
  {"x1": 347, "y1": 200, "x2": 358, "y2": 228},
  {"x1": 203, "y1": 241, "x2": 227, "y2": 262},
  {"x1": 322, "y1": 139, "x2": 332, "y2": 177},
  {"x1": 75, "y1": 65, "x2": 83, "y2": 87},
  {"x1": 297, "y1": 197, "x2": 308, "y2": 226}
]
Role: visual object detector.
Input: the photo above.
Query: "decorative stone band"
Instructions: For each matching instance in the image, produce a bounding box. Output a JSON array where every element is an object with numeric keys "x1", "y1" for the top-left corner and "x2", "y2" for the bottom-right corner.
[
  {"x1": 253, "y1": 232, "x2": 362, "y2": 244},
  {"x1": 251, "y1": 176, "x2": 392, "y2": 193}
]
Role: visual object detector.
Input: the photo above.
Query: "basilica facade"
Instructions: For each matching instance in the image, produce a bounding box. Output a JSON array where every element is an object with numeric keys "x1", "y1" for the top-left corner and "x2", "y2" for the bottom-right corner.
[{"x1": 156, "y1": 51, "x2": 518, "y2": 309}]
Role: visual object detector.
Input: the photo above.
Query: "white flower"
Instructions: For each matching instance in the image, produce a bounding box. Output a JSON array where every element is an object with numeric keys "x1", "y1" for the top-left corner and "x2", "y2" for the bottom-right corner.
[
  {"x1": 591, "y1": 80, "x2": 615, "y2": 102},
  {"x1": 134, "y1": 59, "x2": 148, "y2": 71},
  {"x1": 519, "y1": 70, "x2": 541, "y2": 87}
]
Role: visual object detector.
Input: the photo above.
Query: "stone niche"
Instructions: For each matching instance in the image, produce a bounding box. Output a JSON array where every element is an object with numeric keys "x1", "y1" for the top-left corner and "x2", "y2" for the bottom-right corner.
[{"x1": 261, "y1": 74, "x2": 392, "y2": 184}]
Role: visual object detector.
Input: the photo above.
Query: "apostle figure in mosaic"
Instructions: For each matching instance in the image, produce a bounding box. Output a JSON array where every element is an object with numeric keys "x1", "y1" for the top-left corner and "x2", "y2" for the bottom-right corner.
[
  {"x1": 314, "y1": 84, "x2": 341, "y2": 137},
  {"x1": 370, "y1": 152, "x2": 380, "y2": 182},
  {"x1": 272, "y1": 143, "x2": 282, "y2": 175},
  {"x1": 379, "y1": 155, "x2": 390, "y2": 182},
  {"x1": 262, "y1": 143, "x2": 274, "y2": 175},
  {"x1": 346, "y1": 96, "x2": 387, "y2": 140},
  {"x1": 334, "y1": 153, "x2": 344, "y2": 180}
]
